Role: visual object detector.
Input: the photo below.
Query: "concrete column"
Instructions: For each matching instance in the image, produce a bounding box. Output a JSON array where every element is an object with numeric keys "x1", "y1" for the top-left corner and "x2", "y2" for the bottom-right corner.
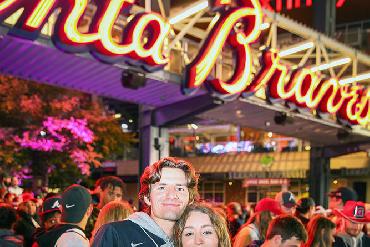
[
  {"x1": 309, "y1": 146, "x2": 330, "y2": 208},
  {"x1": 138, "y1": 106, "x2": 169, "y2": 176}
]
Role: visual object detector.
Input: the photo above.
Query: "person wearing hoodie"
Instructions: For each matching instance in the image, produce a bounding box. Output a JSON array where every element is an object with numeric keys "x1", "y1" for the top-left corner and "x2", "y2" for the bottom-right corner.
[
  {"x1": 333, "y1": 201, "x2": 370, "y2": 247},
  {"x1": 91, "y1": 157, "x2": 199, "y2": 247}
]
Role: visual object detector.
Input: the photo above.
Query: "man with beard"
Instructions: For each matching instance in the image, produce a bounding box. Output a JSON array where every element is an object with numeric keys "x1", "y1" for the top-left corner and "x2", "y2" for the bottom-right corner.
[
  {"x1": 92, "y1": 157, "x2": 199, "y2": 247},
  {"x1": 334, "y1": 201, "x2": 370, "y2": 247}
]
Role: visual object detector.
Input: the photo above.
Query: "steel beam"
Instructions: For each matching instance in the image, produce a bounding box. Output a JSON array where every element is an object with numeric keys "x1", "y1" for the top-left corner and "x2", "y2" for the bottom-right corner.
[{"x1": 153, "y1": 94, "x2": 218, "y2": 127}]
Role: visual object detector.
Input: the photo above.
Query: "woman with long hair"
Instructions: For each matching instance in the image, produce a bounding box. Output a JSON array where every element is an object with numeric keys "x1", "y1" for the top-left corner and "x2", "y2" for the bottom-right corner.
[
  {"x1": 173, "y1": 203, "x2": 231, "y2": 247},
  {"x1": 90, "y1": 201, "x2": 133, "y2": 243},
  {"x1": 304, "y1": 215, "x2": 336, "y2": 247}
]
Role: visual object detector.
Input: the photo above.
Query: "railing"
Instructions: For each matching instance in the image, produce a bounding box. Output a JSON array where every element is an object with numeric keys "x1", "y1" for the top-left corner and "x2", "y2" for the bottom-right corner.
[{"x1": 336, "y1": 20, "x2": 370, "y2": 51}]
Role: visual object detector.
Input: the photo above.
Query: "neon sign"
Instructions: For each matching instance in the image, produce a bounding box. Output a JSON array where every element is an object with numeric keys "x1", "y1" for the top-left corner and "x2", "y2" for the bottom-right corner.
[
  {"x1": 0, "y1": 0, "x2": 368, "y2": 126},
  {"x1": 0, "y1": 0, "x2": 169, "y2": 69},
  {"x1": 260, "y1": 0, "x2": 347, "y2": 12}
]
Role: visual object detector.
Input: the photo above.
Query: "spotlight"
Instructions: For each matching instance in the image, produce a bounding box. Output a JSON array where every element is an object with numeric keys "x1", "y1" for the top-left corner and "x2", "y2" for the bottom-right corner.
[
  {"x1": 121, "y1": 70, "x2": 146, "y2": 89},
  {"x1": 274, "y1": 112, "x2": 293, "y2": 125}
]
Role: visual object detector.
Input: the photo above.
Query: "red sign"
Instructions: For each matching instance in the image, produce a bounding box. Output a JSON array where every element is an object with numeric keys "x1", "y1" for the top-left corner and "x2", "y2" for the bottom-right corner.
[
  {"x1": 260, "y1": 0, "x2": 346, "y2": 12},
  {"x1": 0, "y1": 0, "x2": 368, "y2": 126},
  {"x1": 242, "y1": 178, "x2": 290, "y2": 187}
]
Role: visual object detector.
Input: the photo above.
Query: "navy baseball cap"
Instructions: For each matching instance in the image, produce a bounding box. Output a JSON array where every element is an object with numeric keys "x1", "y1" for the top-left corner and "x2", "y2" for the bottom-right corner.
[
  {"x1": 40, "y1": 196, "x2": 61, "y2": 215},
  {"x1": 276, "y1": 191, "x2": 296, "y2": 208},
  {"x1": 61, "y1": 185, "x2": 92, "y2": 223}
]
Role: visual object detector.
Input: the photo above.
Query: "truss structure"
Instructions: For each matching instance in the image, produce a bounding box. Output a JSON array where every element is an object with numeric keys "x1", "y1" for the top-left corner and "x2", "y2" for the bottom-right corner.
[{"x1": 168, "y1": 1, "x2": 370, "y2": 87}]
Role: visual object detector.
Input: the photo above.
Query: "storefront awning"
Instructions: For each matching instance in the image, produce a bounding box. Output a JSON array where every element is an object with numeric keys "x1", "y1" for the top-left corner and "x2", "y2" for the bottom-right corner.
[
  {"x1": 116, "y1": 152, "x2": 369, "y2": 179},
  {"x1": 187, "y1": 152, "x2": 309, "y2": 179}
]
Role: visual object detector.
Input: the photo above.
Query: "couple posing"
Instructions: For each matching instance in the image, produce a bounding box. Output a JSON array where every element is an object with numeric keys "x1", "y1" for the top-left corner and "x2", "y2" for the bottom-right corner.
[{"x1": 91, "y1": 157, "x2": 230, "y2": 247}]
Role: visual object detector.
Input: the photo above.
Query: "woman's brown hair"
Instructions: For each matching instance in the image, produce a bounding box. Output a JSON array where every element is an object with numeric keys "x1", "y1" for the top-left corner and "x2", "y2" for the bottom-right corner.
[
  {"x1": 304, "y1": 215, "x2": 335, "y2": 247},
  {"x1": 173, "y1": 203, "x2": 231, "y2": 247}
]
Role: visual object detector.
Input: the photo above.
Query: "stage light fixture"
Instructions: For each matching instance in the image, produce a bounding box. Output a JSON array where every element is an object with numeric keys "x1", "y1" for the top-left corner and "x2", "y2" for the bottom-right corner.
[
  {"x1": 336, "y1": 129, "x2": 350, "y2": 141},
  {"x1": 121, "y1": 70, "x2": 146, "y2": 90},
  {"x1": 274, "y1": 112, "x2": 293, "y2": 125}
]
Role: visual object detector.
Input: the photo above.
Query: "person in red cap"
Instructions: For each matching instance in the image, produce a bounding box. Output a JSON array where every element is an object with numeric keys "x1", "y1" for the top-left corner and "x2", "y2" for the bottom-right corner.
[
  {"x1": 14, "y1": 193, "x2": 40, "y2": 247},
  {"x1": 233, "y1": 198, "x2": 282, "y2": 247},
  {"x1": 333, "y1": 201, "x2": 370, "y2": 247}
]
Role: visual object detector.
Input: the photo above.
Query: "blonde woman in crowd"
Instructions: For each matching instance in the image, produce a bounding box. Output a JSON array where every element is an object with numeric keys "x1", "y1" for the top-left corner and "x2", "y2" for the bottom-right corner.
[
  {"x1": 90, "y1": 201, "x2": 133, "y2": 243},
  {"x1": 173, "y1": 203, "x2": 231, "y2": 247}
]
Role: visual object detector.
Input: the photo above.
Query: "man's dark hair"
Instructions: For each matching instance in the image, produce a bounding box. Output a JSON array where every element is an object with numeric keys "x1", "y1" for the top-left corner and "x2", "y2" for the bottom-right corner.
[
  {"x1": 96, "y1": 176, "x2": 125, "y2": 191},
  {"x1": 296, "y1": 197, "x2": 315, "y2": 215},
  {"x1": 0, "y1": 203, "x2": 17, "y2": 229},
  {"x1": 266, "y1": 215, "x2": 307, "y2": 242}
]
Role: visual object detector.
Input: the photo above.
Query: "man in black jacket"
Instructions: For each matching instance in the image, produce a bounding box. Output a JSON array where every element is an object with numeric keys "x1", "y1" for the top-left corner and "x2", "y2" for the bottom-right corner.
[{"x1": 92, "y1": 157, "x2": 199, "y2": 247}]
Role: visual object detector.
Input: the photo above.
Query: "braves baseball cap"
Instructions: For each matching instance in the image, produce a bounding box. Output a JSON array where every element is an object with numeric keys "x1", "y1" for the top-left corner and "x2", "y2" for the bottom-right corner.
[
  {"x1": 275, "y1": 191, "x2": 296, "y2": 208},
  {"x1": 40, "y1": 196, "x2": 61, "y2": 215},
  {"x1": 61, "y1": 185, "x2": 92, "y2": 223}
]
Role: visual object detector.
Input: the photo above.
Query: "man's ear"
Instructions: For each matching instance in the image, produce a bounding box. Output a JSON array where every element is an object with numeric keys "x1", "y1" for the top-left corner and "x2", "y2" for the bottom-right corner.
[
  {"x1": 144, "y1": 196, "x2": 151, "y2": 206},
  {"x1": 271, "y1": 235, "x2": 282, "y2": 245}
]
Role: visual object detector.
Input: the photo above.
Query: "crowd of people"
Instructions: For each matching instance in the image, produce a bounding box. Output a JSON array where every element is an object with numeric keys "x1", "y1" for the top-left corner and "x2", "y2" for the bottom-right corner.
[{"x1": 0, "y1": 157, "x2": 369, "y2": 247}]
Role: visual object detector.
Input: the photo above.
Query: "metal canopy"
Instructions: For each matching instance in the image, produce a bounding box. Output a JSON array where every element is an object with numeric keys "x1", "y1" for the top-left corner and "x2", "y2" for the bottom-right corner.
[
  {"x1": 197, "y1": 99, "x2": 370, "y2": 146},
  {"x1": 0, "y1": 1, "x2": 368, "y2": 147},
  {"x1": 0, "y1": 35, "x2": 204, "y2": 108}
]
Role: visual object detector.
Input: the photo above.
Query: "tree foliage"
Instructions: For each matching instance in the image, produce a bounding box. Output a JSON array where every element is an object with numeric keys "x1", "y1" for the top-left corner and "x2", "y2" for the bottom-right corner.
[{"x1": 0, "y1": 75, "x2": 135, "y2": 187}]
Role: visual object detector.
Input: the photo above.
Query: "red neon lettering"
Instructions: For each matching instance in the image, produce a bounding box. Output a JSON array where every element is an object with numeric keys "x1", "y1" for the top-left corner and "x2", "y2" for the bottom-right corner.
[
  {"x1": 0, "y1": 0, "x2": 367, "y2": 126},
  {"x1": 259, "y1": 0, "x2": 274, "y2": 11},
  {"x1": 336, "y1": 0, "x2": 346, "y2": 8},
  {"x1": 183, "y1": 0, "x2": 262, "y2": 95},
  {"x1": 0, "y1": 0, "x2": 168, "y2": 67},
  {"x1": 306, "y1": 0, "x2": 312, "y2": 7},
  {"x1": 251, "y1": 50, "x2": 369, "y2": 125},
  {"x1": 287, "y1": 0, "x2": 293, "y2": 10},
  {"x1": 0, "y1": 0, "x2": 59, "y2": 39},
  {"x1": 209, "y1": 0, "x2": 232, "y2": 9},
  {"x1": 295, "y1": 0, "x2": 301, "y2": 8},
  {"x1": 276, "y1": 0, "x2": 283, "y2": 12}
]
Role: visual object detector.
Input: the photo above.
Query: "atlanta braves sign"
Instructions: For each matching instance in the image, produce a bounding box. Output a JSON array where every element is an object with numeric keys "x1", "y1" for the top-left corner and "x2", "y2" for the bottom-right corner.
[{"x1": 0, "y1": 0, "x2": 368, "y2": 126}]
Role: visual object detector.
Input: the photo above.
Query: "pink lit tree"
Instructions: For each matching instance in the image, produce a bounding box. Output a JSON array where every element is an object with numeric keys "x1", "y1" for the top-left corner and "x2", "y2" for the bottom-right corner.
[{"x1": 0, "y1": 75, "x2": 134, "y2": 187}]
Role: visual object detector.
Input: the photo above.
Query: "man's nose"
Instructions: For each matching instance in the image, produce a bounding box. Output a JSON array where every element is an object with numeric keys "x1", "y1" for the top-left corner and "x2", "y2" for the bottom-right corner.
[{"x1": 165, "y1": 186, "x2": 178, "y2": 198}]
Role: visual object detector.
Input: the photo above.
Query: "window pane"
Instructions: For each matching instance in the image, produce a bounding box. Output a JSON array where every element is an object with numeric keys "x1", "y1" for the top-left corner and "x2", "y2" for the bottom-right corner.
[
  {"x1": 204, "y1": 183, "x2": 213, "y2": 191},
  {"x1": 214, "y1": 183, "x2": 224, "y2": 191},
  {"x1": 247, "y1": 192, "x2": 257, "y2": 203},
  {"x1": 214, "y1": 193, "x2": 224, "y2": 203},
  {"x1": 204, "y1": 193, "x2": 213, "y2": 201}
]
